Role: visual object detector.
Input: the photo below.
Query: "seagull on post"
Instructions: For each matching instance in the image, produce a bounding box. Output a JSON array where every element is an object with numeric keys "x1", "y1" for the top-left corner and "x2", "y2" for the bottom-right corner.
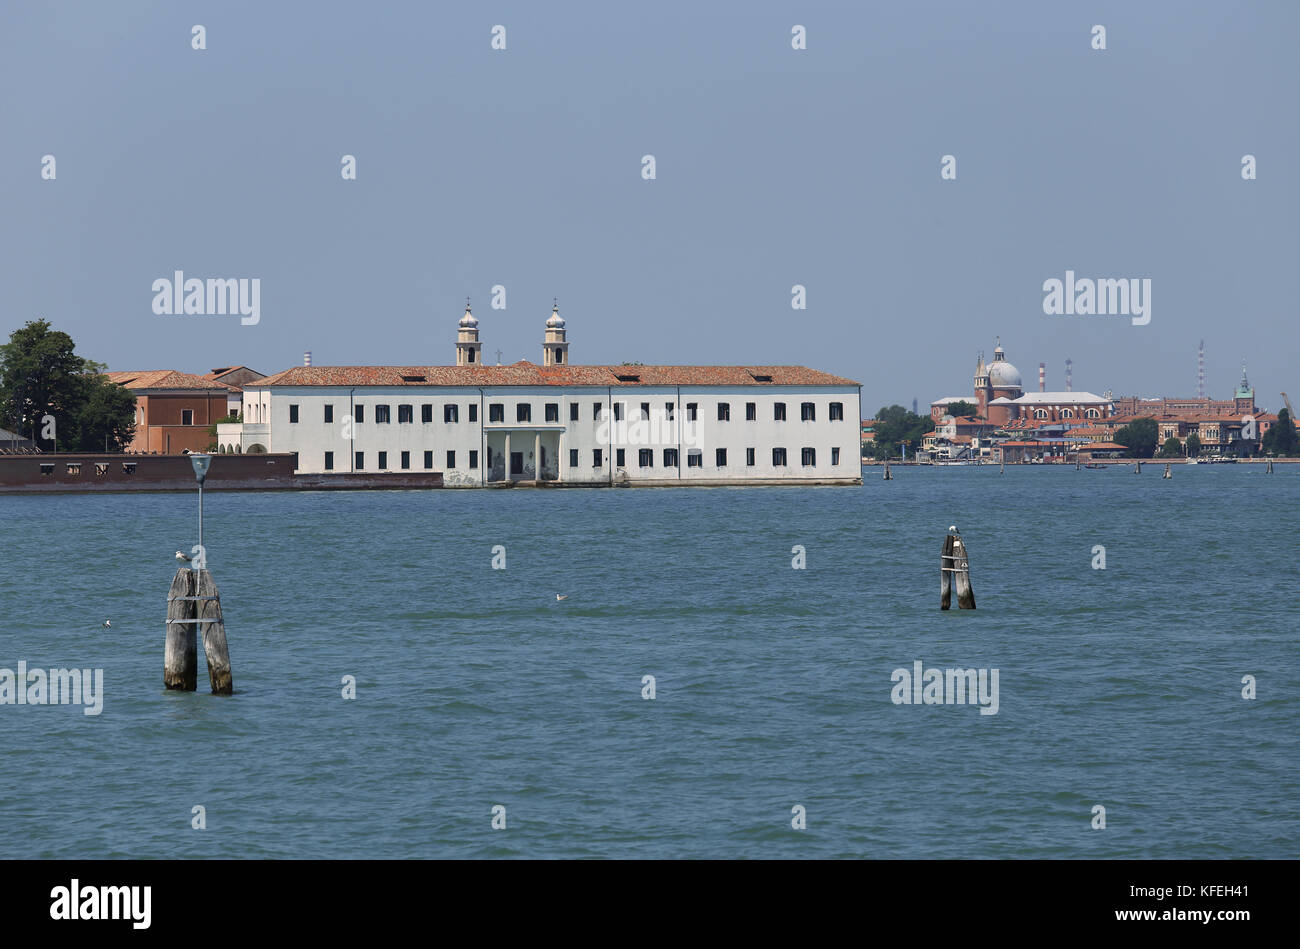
[{"x1": 175, "y1": 550, "x2": 192, "y2": 563}]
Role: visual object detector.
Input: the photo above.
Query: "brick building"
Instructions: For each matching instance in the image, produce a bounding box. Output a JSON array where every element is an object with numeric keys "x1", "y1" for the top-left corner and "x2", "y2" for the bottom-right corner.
[{"x1": 106, "y1": 370, "x2": 235, "y2": 454}]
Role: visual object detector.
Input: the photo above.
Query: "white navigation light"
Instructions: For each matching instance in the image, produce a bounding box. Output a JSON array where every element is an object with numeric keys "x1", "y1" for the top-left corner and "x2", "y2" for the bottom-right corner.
[{"x1": 190, "y1": 453, "x2": 212, "y2": 484}]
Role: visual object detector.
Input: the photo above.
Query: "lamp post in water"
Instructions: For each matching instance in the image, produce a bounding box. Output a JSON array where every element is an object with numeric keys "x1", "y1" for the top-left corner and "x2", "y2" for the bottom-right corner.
[{"x1": 190, "y1": 453, "x2": 212, "y2": 553}]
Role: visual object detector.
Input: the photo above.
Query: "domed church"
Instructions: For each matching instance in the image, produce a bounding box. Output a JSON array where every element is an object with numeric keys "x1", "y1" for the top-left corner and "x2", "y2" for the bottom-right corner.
[{"x1": 974, "y1": 339, "x2": 1023, "y2": 424}]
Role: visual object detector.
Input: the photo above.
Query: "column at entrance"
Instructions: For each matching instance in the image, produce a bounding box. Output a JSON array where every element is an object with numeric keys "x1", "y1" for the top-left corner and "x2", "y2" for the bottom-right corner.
[
  {"x1": 534, "y1": 432, "x2": 541, "y2": 481},
  {"x1": 504, "y1": 432, "x2": 512, "y2": 482}
]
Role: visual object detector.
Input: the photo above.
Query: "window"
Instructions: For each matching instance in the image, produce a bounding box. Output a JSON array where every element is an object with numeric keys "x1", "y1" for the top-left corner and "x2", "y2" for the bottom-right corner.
[
  {"x1": 179, "y1": 409, "x2": 193, "y2": 426},
  {"x1": 446, "y1": 451, "x2": 455, "y2": 469},
  {"x1": 378, "y1": 451, "x2": 388, "y2": 469},
  {"x1": 746, "y1": 448, "x2": 756, "y2": 466},
  {"x1": 774, "y1": 402, "x2": 787, "y2": 421},
  {"x1": 122, "y1": 463, "x2": 136, "y2": 474},
  {"x1": 746, "y1": 402, "x2": 756, "y2": 421},
  {"x1": 593, "y1": 402, "x2": 603, "y2": 421},
  {"x1": 718, "y1": 402, "x2": 730, "y2": 421},
  {"x1": 802, "y1": 447, "x2": 816, "y2": 467},
  {"x1": 614, "y1": 403, "x2": 623, "y2": 421},
  {"x1": 1061, "y1": 408, "x2": 1074, "y2": 419},
  {"x1": 664, "y1": 448, "x2": 678, "y2": 467},
  {"x1": 40, "y1": 463, "x2": 53, "y2": 476},
  {"x1": 773, "y1": 447, "x2": 787, "y2": 466},
  {"x1": 324, "y1": 451, "x2": 334, "y2": 470},
  {"x1": 636, "y1": 448, "x2": 652, "y2": 468},
  {"x1": 569, "y1": 403, "x2": 579, "y2": 421},
  {"x1": 375, "y1": 405, "x2": 391, "y2": 424},
  {"x1": 1086, "y1": 408, "x2": 1101, "y2": 419},
  {"x1": 801, "y1": 403, "x2": 815, "y2": 421},
  {"x1": 400, "y1": 451, "x2": 410, "y2": 470},
  {"x1": 444, "y1": 404, "x2": 459, "y2": 423},
  {"x1": 467, "y1": 350, "x2": 476, "y2": 363},
  {"x1": 687, "y1": 450, "x2": 702, "y2": 468},
  {"x1": 546, "y1": 403, "x2": 559, "y2": 423},
  {"x1": 665, "y1": 402, "x2": 675, "y2": 421},
  {"x1": 489, "y1": 404, "x2": 504, "y2": 423},
  {"x1": 355, "y1": 405, "x2": 364, "y2": 423},
  {"x1": 1034, "y1": 408, "x2": 1049, "y2": 420},
  {"x1": 421, "y1": 404, "x2": 433, "y2": 423},
  {"x1": 517, "y1": 403, "x2": 531, "y2": 423},
  {"x1": 616, "y1": 448, "x2": 626, "y2": 467},
  {"x1": 555, "y1": 351, "x2": 563, "y2": 364},
  {"x1": 830, "y1": 402, "x2": 844, "y2": 421},
  {"x1": 424, "y1": 451, "x2": 433, "y2": 469},
  {"x1": 593, "y1": 449, "x2": 603, "y2": 467},
  {"x1": 63, "y1": 463, "x2": 81, "y2": 475},
  {"x1": 716, "y1": 448, "x2": 727, "y2": 467},
  {"x1": 469, "y1": 450, "x2": 479, "y2": 469},
  {"x1": 288, "y1": 405, "x2": 299, "y2": 423},
  {"x1": 569, "y1": 449, "x2": 579, "y2": 467},
  {"x1": 686, "y1": 402, "x2": 698, "y2": 421},
  {"x1": 355, "y1": 452, "x2": 365, "y2": 470},
  {"x1": 468, "y1": 404, "x2": 478, "y2": 422},
  {"x1": 325, "y1": 404, "x2": 334, "y2": 423},
  {"x1": 398, "y1": 404, "x2": 413, "y2": 423},
  {"x1": 832, "y1": 447, "x2": 841, "y2": 465},
  {"x1": 641, "y1": 402, "x2": 650, "y2": 420}
]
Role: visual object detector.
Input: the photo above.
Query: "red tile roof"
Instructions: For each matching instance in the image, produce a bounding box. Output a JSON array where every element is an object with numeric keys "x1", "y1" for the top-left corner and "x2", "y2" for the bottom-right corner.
[
  {"x1": 249, "y1": 361, "x2": 860, "y2": 388},
  {"x1": 107, "y1": 370, "x2": 235, "y2": 391}
]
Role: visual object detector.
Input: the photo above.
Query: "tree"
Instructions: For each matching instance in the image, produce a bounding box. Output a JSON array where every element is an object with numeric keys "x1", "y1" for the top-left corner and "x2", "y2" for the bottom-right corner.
[
  {"x1": 1114, "y1": 417, "x2": 1159, "y2": 458},
  {"x1": 1160, "y1": 436, "x2": 1183, "y2": 457},
  {"x1": 1185, "y1": 432, "x2": 1201, "y2": 457},
  {"x1": 870, "y1": 404, "x2": 935, "y2": 459},
  {"x1": 0, "y1": 320, "x2": 136, "y2": 451},
  {"x1": 1262, "y1": 408, "x2": 1298, "y2": 456},
  {"x1": 945, "y1": 400, "x2": 979, "y2": 418}
]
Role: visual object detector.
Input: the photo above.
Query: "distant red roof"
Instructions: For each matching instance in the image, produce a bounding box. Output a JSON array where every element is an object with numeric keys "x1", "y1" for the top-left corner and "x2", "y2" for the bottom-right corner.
[
  {"x1": 107, "y1": 370, "x2": 235, "y2": 391},
  {"x1": 250, "y1": 361, "x2": 860, "y2": 388}
]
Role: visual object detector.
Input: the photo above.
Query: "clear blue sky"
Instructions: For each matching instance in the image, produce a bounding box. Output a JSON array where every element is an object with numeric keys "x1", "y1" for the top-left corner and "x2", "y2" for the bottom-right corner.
[{"x1": 3, "y1": 1, "x2": 1296, "y2": 413}]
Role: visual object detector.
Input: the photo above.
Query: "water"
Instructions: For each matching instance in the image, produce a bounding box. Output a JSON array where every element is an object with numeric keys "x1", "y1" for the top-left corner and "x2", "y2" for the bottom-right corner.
[{"x1": 1, "y1": 465, "x2": 1296, "y2": 858}]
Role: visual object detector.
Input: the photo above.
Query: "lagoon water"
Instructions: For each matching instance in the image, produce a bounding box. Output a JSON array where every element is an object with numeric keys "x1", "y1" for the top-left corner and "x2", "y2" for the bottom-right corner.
[{"x1": 1, "y1": 465, "x2": 1296, "y2": 858}]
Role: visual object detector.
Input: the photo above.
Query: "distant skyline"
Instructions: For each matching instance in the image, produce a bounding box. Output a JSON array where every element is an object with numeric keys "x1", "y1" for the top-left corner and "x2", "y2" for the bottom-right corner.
[{"x1": 3, "y1": 1, "x2": 1296, "y2": 413}]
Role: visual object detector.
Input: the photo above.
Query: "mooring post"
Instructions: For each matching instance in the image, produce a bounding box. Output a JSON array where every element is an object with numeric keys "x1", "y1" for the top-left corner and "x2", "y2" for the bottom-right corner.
[
  {"x1": 1163, "y1": 463, "x2": 1171, "y2": 479},
  {"x1": 196, "y1": 569, "x2": 233, "y2": 694},
  {"x1": 1134, "y1": 460, "x2": 1141, "y2": 474},
  {"x1": 165, "y1": 568, "x2": 197, "y2": 690},
  {"x1": 952, "y1": 535, "x2": 976, "y2": 609},
  {"x1": 940, "y1": 534, "x2": 954, "y2": 610},
  {"x1": 883, "y1": 459, "x2": 892, "y2": 480}
]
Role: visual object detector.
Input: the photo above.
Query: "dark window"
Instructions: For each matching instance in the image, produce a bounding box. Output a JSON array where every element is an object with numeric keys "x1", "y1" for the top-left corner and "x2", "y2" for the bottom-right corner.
[
  {"x1": 446, "y1": 451, "x2": 455, "y2": 468},
  {"x1": 593, "y1": 402, "x2": 603, "y2": 421},
  {"x1": 665, "y1": 402, "x2": 675, "y2": 421},
  {"x1": 489, "y1": 404, "x2": 504, "y2": 423},
  {"x1": 569, "y1": 403, "x2": 579, "y2": 421},
  {"x1": 686, "y1": 402, "x2": 698, "y2": 421},
  {"x1": 687, "y1": 450, "x2": 702, "y2": 468},
  {"x1": 717, "y1": 402, "x2": 730, "y2": 421},
  {"x1": 593, "y1": 449, "x2": 603, "y2": 467},
  {"x1": 469, "y1": 450, "x2": 479, "y2": 469},
  {"x1": 773, "y1": 447, "x2": 787, "y2": 466},
  {"x1": 355, "y1": 452, "x2": 365, "y2": 470},
  {"x1": 802, "y1": 447, "x2": 816, "y2": 466},
  {"x1": 774, "y1": 402, "x2": 787, "y2": 421},
  {"x1": 569, "y1": 449, "x2": 579, "y2": 467},
  {"x1": 746, "y1": 402, "x2": 756, "y2": 421},
  {"x1": 641, "y1": 402, "x2": 650, "y2": 420},
  {"x1": 444, "y1": 404, "x2": 459, "y2": 423},
  {"x1": 40, "y1": 463, "x2": 54, "y2": 475},
  {"x1": 398, "y1": 404, "x2": 413, "y2": 423},
  {"x1": 716, "y1": 448, "x2": 727, "y2": 466},
  {"x1": 467, "y1": 349, "x2": 476, "y2": 363},
  {"x1": 746, "y1": 448, "x2": 755, "y2": 466},
  {"x1": 375, "y1": 405, "x2": 391, "y2": 424},
  {"x1": 421, "y1": 404, "x2": 433, "y2": 423},
  {"x1": 122, "y1": 462, "x2": 137, "y2": 474},
  {"x1": 181, "y1": 409, "x2": 194, "y2": 426},
  {"x1": 801, "y1": 402, "x2": 816, "y2": 421},
  {"x1": 288, "y1": 405, "x2": 299, "y2": 423},
  {"x1": 638, "y1": 449, "x2": 653, "y2": 468},
  {"x1": 324, "y1": 452, "x2": 334, "y2": 470},
  {"x1": 546, "y1": 403, "x2": 559, "y2": 423},
  {"x1": 355, "y1": 405, "x2": 364, "y2": 423},
  {"x1": 517, "y1": 403, "x2": 531, "y2": 423},
  {"x1": 469, "y1": 404, "x2": 478, "y2": 422},
  {"x1": 325, "y1": 404, "x2": 334, "y2": 423},
  {"x1": 616, "y1": 448, "x2": 626, "y2": 467},
  {"x1": 401, "y1": 451, "x2": 410, "y2": 469},
  {"x1": 832, "y1": 447, "x2": 841, "y2": 465},
  {"x1": 290, "y1": 452, "x2": 299, "y2": 470},
  {"x1": 664, "y1": 448, "x2": 678, "y2": 467},
  {"x1": 423, "y1": 451, "x2": 433, "y2": 469},
  {"x1": 830, "y1": 402, "x2": 844, "y2": 421},
  {"x1": 614, "y1": 403, "x2": 623, "y2": 421},
  {"x1": 378, "y1": 451, "x2": 388, "y2": 469}
]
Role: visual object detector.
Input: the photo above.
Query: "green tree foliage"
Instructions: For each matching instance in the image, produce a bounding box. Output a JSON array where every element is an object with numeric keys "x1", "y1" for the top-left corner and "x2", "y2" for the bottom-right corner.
[
  {"x1": 1160, "y1": 436, "x2": 1183, "y2": 457},
  {"x1": 1114, "y1": 417, "x2": 1159, "y2": 458},
  {"x1": 0, "y1": 320, "x2": 136, "y2": 451},
  {"x1": 945, "y1": 400, "x2": 979, "y2": 418},
  {"x1": 869, "y1": 405, "x2": 935, "y2": 459},
  {"x1": 1262, "y1": 408, "x2": 1298, "y2": 456},
  {"x1": 1185, "y1": 432, "x2": 1201, "y2": 457}
]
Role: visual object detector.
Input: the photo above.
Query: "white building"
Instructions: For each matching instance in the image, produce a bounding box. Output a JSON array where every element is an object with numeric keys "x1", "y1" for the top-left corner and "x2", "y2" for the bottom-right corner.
[{"x1": 218, "y1": 304, "x2": 862, "y2": 487}]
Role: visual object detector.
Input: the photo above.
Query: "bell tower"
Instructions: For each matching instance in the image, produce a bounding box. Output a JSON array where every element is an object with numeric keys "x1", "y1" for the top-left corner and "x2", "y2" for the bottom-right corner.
[
  {"x1": 456, "y1": 299, "x2": 481, "y2": 366},
  {"x1": 542, "y1": 300, "x2": 569, "y2": 367}
]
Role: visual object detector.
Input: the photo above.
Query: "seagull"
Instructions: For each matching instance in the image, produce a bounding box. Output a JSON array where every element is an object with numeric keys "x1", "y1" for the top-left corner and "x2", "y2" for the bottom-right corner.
[
  {"x1": 948, "y1": 525, "x2": 960, "y2": 534},
  {"x1": 101, "y1": 619, "x2": 111, "y2": 629},
  {"x1": 175, "y1": 550, "x2": 192, "y2": 563},
  {"x1": 555, "y1": 594, "x2": 569, "y2": 601}
]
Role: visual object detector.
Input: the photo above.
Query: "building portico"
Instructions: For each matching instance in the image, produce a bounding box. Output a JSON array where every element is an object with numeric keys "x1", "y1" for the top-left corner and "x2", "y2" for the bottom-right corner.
[{"x1": 486, "y1": 425, "x2": 564, "y2": 482}]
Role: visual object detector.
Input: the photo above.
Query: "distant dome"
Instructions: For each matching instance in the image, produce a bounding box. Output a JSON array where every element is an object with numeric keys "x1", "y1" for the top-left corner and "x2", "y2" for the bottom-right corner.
[
  {"x1": 459, "y1": 306, "x2": 477, "y2": 328},
  {"x1": 988, "y1": 345, "x2": 1021, "y2": 389},
  {"x1": 546, "y1": 304, "x2": 565, "y2": 328}
]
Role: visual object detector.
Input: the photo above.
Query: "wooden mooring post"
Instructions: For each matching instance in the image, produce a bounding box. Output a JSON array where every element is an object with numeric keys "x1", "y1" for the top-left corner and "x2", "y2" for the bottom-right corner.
[
  {"x1": 941, "y1": 530, "x2": 976, "y2": 610},
  {"x1": 1266, "y1": 458, "x2": 1274, "y2": 473},
  {"x1": 1134, "y1": 460, "x2": 1142, "y2": 474},
  {"x1": 165, "y1": 567, "x2": 233, "y2": 694},
  {"x1": 1163, "y1": 463, "x2": 1172, "y2": 479},
  {"x1": 883, "y1": 459, "x2": 892, "y2": 480}
]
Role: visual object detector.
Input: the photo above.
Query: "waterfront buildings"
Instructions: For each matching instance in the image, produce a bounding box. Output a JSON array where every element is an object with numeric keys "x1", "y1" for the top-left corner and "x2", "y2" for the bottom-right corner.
[{"x1": 105, "y1": 370, "x2": 237, "y2": 454}]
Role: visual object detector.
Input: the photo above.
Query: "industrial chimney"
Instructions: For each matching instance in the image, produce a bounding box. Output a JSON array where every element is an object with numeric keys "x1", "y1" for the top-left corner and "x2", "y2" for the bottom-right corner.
[
  {"x1": 304, "y1": 351, "x2": 312, "y2": 367},
  {"x1": 1038, "y1": 363, "x2": 1045, "y2": 392}
]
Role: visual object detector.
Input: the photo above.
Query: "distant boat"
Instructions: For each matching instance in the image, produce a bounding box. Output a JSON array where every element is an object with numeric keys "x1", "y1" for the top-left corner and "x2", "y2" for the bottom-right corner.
[{"x1": 1186, "y1": 458, "x2": 1199, "y2": 465}]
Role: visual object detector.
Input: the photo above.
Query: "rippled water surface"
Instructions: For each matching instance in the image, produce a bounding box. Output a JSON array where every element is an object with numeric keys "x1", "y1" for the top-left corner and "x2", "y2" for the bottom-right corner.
[{"x1": 1, "y1": 465, "x2": 1296, "y2": 858}]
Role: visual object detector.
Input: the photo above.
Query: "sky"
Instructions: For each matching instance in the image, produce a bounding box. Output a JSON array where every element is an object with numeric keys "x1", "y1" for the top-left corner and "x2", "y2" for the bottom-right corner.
[{"x1": 3, "y1": 1, "x2": 1297, "y2": 414}]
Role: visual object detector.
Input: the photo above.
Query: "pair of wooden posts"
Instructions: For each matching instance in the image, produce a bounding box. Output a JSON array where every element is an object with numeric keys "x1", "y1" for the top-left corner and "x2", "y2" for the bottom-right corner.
[
  {"x1": 165, "y1": 567, "x2": 233, "y2": 694},
  {"x1": 941, "y1": 532, "x2": 976, "y2": 610}
]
